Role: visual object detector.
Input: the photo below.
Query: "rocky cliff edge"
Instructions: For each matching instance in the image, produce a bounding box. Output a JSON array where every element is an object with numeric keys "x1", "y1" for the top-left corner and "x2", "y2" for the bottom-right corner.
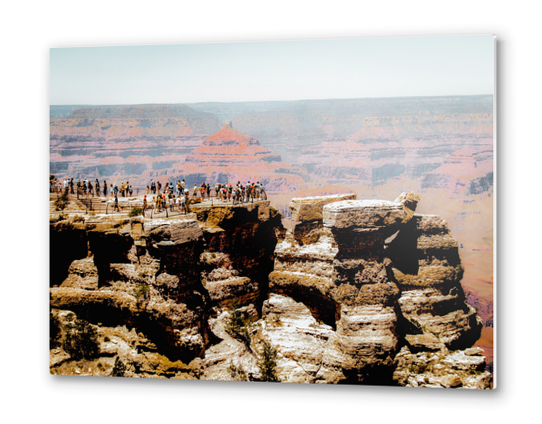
[{"x1": 49, "y1": 194, "x2": 492, "y2": 388}]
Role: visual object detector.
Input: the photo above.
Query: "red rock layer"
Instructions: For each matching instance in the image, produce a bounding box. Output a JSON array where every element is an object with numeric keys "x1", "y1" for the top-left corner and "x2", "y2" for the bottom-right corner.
[
  {"x1": 49, "y1": 105, "x2": 222, "y2": 187},
  {"x1": 179, "y1": 121, "x2": 306, "y2": 191},
  {"x1": 298, "y1": 113, "x2": 493, "y2": 193}
]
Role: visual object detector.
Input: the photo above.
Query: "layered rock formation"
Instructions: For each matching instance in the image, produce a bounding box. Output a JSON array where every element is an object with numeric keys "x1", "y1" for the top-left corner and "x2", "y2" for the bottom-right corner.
[
  {"x1": 50, "y1": 97, "x2": 494, "y2": 379},
  {"x1": 49, "y1": 98, "x2": 494, "y2": 200},
  {"x1": 50, "y1": 200, "x2": 283, "y2": 376},
  {"x1": 387, "y1": 214, "x2": 483, "y2": 351},
  {"x1": 50, "y1": 213, "x2": 210, "y2": 362},
  {"x1": 49, "y1": 104, "x2": 221, "y2": 187},
  {"x1": 50, "y1": 192, "x2": 492, "y2": 388},
  {"x1": 175, "y1": 120, "x2": 307, "y2": 191},
  {"x1": 259, "y1": 193, "x2": 491, "y2": 387},
  {"x1": 187, "y1": 96, "x2": 493, "y2": 165},
  {"x1": 299, "y1": 113, "x2": 493, "y2": 192}
]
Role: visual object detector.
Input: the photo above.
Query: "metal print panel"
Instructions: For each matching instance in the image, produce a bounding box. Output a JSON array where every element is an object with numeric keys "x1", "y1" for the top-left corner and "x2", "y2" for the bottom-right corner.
[{"x1": 49, "y1": 35, "x2": 495, "y2": 388}]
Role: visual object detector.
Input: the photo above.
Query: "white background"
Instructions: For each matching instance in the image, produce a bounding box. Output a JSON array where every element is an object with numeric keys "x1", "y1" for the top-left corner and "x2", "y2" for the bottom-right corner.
[{"x1": 1, "y1": 0, "x2": 538, "y2": 422}]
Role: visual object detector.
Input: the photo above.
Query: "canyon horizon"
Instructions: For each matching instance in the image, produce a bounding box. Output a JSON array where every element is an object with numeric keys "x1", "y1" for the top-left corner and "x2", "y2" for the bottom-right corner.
[{"x1": 49, "y1": 94, "x2": 494, "y2": 381}]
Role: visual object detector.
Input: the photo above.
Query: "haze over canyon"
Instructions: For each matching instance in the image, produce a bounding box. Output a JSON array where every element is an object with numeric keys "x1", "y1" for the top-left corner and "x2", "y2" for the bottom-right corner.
[{"x1": 50, "y1": 95, "x2": 494, "y2": 371}]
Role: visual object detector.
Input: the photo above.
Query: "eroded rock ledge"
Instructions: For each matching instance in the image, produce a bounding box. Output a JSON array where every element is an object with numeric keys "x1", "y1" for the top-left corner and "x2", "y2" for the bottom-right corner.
[
  {"x1": 264, "y1": 192, "x2": 490, "y2": 387},
  {"x1": 50, "y1": 201, "x2": 282, "y2": 371},
  {"x1": 50, "y1": 194, "x2": 492, "y2": 388}
]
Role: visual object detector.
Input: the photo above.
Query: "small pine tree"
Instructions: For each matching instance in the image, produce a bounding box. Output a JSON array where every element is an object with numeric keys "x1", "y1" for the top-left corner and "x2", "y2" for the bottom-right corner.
[
  {"x1": 111, "y1": 356, "x2": 127, "y2": 377},
  {"x1": 258, "y1": 340, "x2": 279, "y2": 382},
  {"x1": 62, "y1": 318, "x2": 99, "y2": 360},
  {"x1": 225, "y1": 300, "x2": 251, "y2": 346},
  {"x1": 133, "y1": 283, "x2": 150, "y2": 307},
  {"x1": 228, "y1": 361, "x2": 248, "y2": 381}
]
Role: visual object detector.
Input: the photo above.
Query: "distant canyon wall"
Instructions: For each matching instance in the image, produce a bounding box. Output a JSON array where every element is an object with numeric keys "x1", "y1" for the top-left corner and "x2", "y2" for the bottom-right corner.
[
  {"x1": 50, "y1": 105, "x2": 222, "y2": 187},
  {"x1": 50, "y1": 96, "x2": 493, "y2": 198}
]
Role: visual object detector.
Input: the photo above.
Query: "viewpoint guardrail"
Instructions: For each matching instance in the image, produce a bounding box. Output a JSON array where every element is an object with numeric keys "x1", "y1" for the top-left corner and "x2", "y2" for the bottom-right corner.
[{"x1": 50, "y1": 188, "x2": 268, "y2": 218}]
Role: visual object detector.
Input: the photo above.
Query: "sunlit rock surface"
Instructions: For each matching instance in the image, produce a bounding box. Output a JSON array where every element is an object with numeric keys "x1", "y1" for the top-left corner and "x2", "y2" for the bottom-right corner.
[{"x1": 50, "y1": 193, "x2": 492, "y2": 388}]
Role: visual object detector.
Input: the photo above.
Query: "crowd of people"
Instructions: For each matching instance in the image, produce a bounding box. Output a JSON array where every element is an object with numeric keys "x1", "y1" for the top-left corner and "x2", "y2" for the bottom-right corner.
[
  {"x1": 49, "y1": 176, "x2": 134, "y2": 198},
  {"x1": 50, "y1": 175, "x2": 267, "y2": 215},
  {"x1": 143, "y1": 179, "x2": 267, "y2": 214}
]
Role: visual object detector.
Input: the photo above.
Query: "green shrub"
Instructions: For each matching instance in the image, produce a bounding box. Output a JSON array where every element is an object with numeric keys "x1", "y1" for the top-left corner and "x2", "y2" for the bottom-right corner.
[
  {"x1": 225, "y1": 300, "x2": 252, "y2": 346},
  {"x1": 111, "y1": 356, "x2": 127, "y2": 377},
  {"x1": 133, "y1": 283, "x2": 150, "y2": 307},
  {"x1": 268, "y1": 314, "x2": 282, "y2": 327},
  {"x1": 228, "y1": 361, "x2": 248, "y2": 381},
  {"x1": 129, "y1": 206, "x2": 143, "y2": 217},
  {"x1": 258, "y1": 340, "x2": 279, "y2": 382},
  {"x1": 62, "y1": 318, "x2": 99, "y2": 359},
  {"x1": 54, "y1": 192, "x2": 69, "y2": 211}
]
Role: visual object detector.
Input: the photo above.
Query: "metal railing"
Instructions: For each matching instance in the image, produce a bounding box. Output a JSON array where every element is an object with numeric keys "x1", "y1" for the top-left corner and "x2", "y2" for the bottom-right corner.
[{"x1": 50, "y1": 188, "x2": 268, "y2": 217}]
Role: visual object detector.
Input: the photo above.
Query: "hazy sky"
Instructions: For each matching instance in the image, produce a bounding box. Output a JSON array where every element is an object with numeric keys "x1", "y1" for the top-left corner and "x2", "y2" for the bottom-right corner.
[{"x1": 50, "y1": 35, "x2": 494, "y2": 105}]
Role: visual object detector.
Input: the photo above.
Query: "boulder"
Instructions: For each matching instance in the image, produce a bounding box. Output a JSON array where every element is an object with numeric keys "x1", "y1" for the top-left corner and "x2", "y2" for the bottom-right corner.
[
  {"x1": 290, "y1": 194, "x2": 356, "y2": 222},
  {"x1": 323, "y1": 199, "x2": 405, "y2": 230}
]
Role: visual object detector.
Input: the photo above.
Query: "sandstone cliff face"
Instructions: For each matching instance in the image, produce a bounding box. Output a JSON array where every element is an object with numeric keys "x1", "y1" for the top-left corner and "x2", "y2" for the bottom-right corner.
[
  {"x1": 49, "y1": 200, "x2": 283, "y2": 376},
  {"x1": 387, "y1": 214, "x2": 483, "y2": 351},
  {"x1": 51, "y1": 213, "x2": 209, "y2": 362},
  {"x1": 256, "y1": 193, "x2": 491, "y2": 387},
  {"x1": 50, "y1": 193, "x2": 492, "y2": 388}
]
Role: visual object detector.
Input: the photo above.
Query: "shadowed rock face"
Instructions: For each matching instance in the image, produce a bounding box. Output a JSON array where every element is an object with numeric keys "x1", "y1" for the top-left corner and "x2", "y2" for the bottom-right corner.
[
  {"x1": 49, "y1": 201, "x2": 283, "y2": 365},
  {"x1": 386, "y1": 214, "x2": 483, "y2": 351},
  {"x1": 49, "y1": 193, "x2": 491, "y2": 388},
  {"x1": 50, "y1": 214, "x2": 209, "y2": 362},
  {"x1": 265, "y1": 192, "x2": 491, "y2": 387}
]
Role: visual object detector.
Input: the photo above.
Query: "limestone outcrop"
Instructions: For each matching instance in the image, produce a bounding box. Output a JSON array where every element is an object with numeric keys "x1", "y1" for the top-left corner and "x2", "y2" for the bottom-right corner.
[
  {"x1": 260, "y1": 192, "x2": 491, "y2": 387},
  {"x1": 386, "y1": 214, "x2": 483, "y2": 351},
  {"x1": 49, "y1": 192, "x2": 492, "y2": 388},
  {"x1": 50, "y1": 201, "x2": 283, "y2": 373}
]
